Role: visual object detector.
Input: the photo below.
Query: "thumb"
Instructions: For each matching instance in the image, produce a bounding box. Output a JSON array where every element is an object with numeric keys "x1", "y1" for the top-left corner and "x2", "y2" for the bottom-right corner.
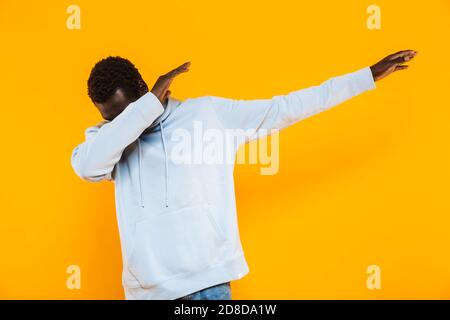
[{"x1": 163, "y1": 90, "x2": 171, "y2": 105}]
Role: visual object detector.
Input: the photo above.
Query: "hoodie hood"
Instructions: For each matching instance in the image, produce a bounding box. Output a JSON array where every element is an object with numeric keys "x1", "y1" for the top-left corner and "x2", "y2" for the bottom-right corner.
[{"x1": 144, "y1": 96, "x2": 181, "y2": 132}]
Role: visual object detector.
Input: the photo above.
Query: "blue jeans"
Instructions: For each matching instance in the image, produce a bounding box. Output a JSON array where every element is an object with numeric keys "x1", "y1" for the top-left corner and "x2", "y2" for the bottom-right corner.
[{"x1": 177, "y1": 282, "x2": 231, "y2": 300}]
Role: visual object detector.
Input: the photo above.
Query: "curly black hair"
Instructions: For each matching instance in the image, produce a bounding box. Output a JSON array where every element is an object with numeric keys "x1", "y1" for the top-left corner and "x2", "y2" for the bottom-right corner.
[{"x1": 87, "y1": 56, "x2": 148, "y2": 103}]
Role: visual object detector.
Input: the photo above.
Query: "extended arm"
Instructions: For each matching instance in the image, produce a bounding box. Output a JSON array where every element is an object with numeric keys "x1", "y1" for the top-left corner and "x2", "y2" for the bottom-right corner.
[{"x1": 210, "y1": 50, "x2": 416, "y2": 143}]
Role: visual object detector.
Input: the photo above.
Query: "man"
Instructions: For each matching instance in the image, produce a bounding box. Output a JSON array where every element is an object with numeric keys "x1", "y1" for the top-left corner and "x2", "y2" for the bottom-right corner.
[{"x1": 71, "y1": 50, "x2": 416, "y2": 300}]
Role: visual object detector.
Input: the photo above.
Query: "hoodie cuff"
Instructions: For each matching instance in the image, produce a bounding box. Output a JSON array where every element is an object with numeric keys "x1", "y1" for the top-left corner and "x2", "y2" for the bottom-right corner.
[
  {"x1": 134, "y1": 91, "x2": 165, "y2": 123},
  {"x1": 353, "y1": 67, "x2": 377, "y2": 92}
]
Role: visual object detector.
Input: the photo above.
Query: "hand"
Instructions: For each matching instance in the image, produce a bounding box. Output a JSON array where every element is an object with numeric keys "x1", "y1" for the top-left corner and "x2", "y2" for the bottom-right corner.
[
  {"x1": 151, "y1": 61, "x2": 191, "y2": 105},
  {"x1": 370, "y1": 50, "x2": 417, "y2": 81}
]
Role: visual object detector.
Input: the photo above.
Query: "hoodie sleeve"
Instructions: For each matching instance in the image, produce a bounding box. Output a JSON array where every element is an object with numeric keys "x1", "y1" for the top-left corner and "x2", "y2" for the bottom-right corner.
[
  {"x1": 209, "y1": 67, "x2": 376, "y2": 143},
  {"x1": 71, "y1": 92, "x2": 164, "y2": 182}
]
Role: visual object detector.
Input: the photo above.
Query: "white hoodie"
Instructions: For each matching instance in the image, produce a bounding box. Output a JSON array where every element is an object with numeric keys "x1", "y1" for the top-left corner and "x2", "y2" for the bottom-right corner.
[{"x1": 71, "y1": 67, "x2": 376, "y2": 299}]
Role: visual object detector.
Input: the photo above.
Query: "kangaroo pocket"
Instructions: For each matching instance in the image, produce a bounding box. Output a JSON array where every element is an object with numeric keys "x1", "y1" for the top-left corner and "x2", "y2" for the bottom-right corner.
[{"x1": 126, "y1": 204, "x2": 227, "y2": 289}]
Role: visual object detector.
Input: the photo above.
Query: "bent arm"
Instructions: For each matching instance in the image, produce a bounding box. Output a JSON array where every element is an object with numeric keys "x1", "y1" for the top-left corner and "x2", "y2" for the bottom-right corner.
[{"x1": 71, "y1": 92, "x2": 164, "y2": 182}]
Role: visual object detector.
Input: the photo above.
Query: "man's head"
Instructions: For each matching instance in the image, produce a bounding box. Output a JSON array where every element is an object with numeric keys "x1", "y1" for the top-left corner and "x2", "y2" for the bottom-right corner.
[{"x1": 87, "y1": 56, "x2": 148, "y2": 121}]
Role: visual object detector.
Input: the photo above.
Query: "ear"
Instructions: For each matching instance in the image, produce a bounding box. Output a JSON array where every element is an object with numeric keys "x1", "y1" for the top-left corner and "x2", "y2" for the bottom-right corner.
[{"x1": 138, "y1": 79, "x2": 149, "y2": 96}]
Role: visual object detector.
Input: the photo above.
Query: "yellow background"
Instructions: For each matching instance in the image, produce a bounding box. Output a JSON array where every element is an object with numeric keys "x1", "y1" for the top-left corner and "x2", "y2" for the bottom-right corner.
[{"x1": 0, "y1": 0, "x2": 449, "y2": 299}]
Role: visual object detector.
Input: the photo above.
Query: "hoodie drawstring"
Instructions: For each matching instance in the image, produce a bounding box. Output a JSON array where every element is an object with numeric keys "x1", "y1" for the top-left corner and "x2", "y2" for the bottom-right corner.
[
  {"x1": 160, "y1": 122, "x2": 169, "y2": 208},
  {"x1": 137, "y1": 139, "x2": 144, "y2": 208},
  {"x1": 136, "y1": 122, "x2": 169, "y2": 209}
]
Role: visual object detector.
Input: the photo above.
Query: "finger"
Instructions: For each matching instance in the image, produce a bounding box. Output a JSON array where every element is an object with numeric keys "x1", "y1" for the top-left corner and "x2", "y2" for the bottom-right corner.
[
  {"x1": 403, "y1": 51, "x2": 417, "y2": 62},
  {"x1": 164, "y1": 90, "x2": 171, "y2": 100},
  {"x1": 169, "y1": 61, "x2": 191, "y2": 76},
  {"x1": 175, "y1": 62, "x2": 191, "y2": 74},
  {"x1": 173, "y1": 61, "x2": 191, "y2": 71},
  {"x1": 383, "y1": 51, "x2": 403, "y2": 61},
  {"x1": 394, "y1": 65, "x2": 409, "y2": 71},
  {"x1": 392, "y1": 53, "x2": 416, "y2": 65},
  {"x1": 389, "y1": 50, "x2": 417, "y2": 61},
  {"x1": 389, "y1": 50, "x2": 412, "y2": 59},
  {"x1": 179, "y1": 61, "x2": 191, "y2": 69}
]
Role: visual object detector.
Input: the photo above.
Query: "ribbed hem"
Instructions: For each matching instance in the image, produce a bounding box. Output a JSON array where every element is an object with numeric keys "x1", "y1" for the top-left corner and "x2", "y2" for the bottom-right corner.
[{"x1": 124, "y1": 254, "x2": 249, "y2": 300}]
